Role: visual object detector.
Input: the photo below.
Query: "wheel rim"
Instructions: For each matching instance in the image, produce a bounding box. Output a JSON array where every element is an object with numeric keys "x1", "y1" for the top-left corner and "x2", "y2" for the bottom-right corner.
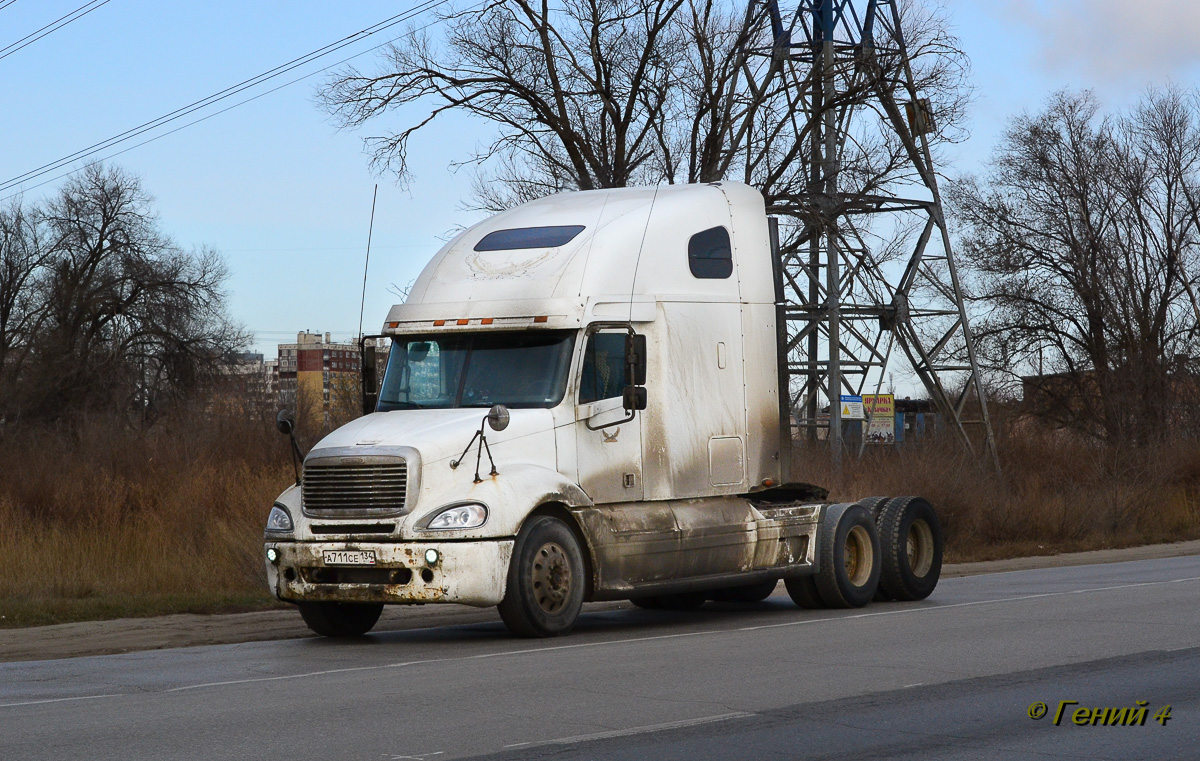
[
  {"x1": 907, "y1": 519, "x2": 934, "y2": 578},
  {"x1": 844, "y1": 525, "x2": 873, "y2": 587},
  {"x1": 531, "y1": 541, "x2": 572, "y2": 614}
]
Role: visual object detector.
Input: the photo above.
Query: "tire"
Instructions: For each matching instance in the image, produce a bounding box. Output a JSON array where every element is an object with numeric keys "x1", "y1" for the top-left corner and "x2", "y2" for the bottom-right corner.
[
  {"x1": 710, "y1": 579, "x2": 779, "y2": 603},
  {"x1": 857, "y1": 496, "x2": 891, "y2": 520},
  {"x1": 812, "y1": 502, "x2": 881, "y2": 608},
  {"x1": 866, "y1": 497, "x2": 896, "y2": 602},
  {"x1": 876, "y1": 496, "x2": 943, "y2": 601},
  {"x1": 498, "y1": 516, "x2": 586, "y2": 637},
  {"x1": 784, "y1": 574, "x2": 825, "y2": 609},
  {"x1": 298, "y1": 601, "x2": 384, "y2": 637}
]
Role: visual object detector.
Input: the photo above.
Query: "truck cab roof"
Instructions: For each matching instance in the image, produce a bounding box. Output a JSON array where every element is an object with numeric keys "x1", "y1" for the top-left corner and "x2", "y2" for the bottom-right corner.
[{"x1": 385, "y1": 182, "x2": 774, "y2": 331}]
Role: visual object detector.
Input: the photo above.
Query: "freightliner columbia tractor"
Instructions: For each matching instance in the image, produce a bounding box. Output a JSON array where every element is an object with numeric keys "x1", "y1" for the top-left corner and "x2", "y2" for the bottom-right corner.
[{"x1": 263, "y1": 182, "x2": 943, "y2": 638}]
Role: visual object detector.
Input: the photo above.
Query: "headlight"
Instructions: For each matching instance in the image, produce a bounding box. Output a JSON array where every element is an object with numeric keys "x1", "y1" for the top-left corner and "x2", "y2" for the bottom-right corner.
[
  {"x1": 424, "y1": 503, "x2": 488, "y2": 530},
  {"x1": 266, "y1": 504, "x2": 293, "y2": 532}
]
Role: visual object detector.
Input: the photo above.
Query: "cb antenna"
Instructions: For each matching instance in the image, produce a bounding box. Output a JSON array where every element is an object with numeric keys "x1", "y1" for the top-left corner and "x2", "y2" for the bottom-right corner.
[{"x1": 357, "y1": 184, "x2": 379, "y2": 341}]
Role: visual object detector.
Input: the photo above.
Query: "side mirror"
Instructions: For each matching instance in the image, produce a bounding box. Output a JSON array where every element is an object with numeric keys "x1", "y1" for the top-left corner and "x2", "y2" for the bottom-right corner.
[
  {"x1": 623, "y1": 333, "x2": 647, "y2": 412},
  {"x1": 624, "y1": 334, "x2": 647, "y2": 386},
  {"x1": 275, "y1": 408, "x2": 295, "y2": 436},
  {"x1": 622, "y1": 385, "x2": 648, "y2": 412},
  {"x1": 487, "y1": 404, "x2": 510, "y2": 431}
]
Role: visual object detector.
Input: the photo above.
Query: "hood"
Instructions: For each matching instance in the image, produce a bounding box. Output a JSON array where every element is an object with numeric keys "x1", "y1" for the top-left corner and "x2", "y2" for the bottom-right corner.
[{"x1": 307, "y1": 407, "x2": 559, "y2": 468}]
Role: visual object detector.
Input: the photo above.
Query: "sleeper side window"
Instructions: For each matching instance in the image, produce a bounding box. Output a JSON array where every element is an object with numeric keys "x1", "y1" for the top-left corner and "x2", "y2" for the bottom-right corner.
[
  {"x1": 688, "y1": 226, "x2": 733, "y2": 279},
  {"x1": 578, "y1": 332, "x2": 626, "y2": 404}
]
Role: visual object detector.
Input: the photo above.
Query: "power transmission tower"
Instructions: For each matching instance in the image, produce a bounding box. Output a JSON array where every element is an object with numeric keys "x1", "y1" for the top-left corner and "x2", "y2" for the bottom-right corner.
[{"x1": 741, "y1": 0, "x2": 1000, "y2": 470}]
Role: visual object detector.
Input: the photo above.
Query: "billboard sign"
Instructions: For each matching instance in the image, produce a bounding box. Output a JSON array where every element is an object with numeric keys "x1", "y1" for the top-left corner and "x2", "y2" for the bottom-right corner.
[{"x1": 862, "y1": 393, "x2": 895, "y2": 444}]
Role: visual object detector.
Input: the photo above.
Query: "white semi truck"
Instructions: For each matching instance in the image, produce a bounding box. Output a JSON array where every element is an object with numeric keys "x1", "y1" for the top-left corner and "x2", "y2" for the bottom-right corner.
[{"x1": 263, "y1": 181, "x2": 943, "y2": 638}]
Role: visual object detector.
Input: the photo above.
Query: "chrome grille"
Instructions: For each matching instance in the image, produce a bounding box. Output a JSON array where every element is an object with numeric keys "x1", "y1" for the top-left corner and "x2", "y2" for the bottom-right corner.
[{"x1": 302, "y1": 459, "x2": 408, "y2": 512}]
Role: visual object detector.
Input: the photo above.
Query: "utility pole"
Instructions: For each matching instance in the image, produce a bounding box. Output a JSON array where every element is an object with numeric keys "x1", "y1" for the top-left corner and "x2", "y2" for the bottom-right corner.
[{"x1": 742, "y1": 0, "x2": 1000, "y2": 471}]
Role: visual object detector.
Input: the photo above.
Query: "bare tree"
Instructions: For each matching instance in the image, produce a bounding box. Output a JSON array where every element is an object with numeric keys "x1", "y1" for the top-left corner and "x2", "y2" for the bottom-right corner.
[
  {"x1": 318, "y1": 0, "x2": 971, "y2": 214},
  {"x1": 0, "y1": 199, "x2": 47, "y2": 403},
  {"x1": 2, "y1": 165, "x2": 247, "y2": 423},
  {"x1": 950, "y1": 88, "x2": 1200, "y2": 442}
]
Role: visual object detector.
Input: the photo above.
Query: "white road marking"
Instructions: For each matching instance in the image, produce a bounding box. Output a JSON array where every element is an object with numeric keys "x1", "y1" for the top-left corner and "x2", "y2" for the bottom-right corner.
[
  {"x1": 0, "y1": 693, "x2": 122, "y2": 708},
  {"x1": 3, "y1": 574, "x2": 1198, "y2": 708}
]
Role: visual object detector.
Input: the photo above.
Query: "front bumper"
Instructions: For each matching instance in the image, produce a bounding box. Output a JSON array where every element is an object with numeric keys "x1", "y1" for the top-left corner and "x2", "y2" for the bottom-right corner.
[{"x1": 264, "y1": 539, "x2": 515, "y2": 607}]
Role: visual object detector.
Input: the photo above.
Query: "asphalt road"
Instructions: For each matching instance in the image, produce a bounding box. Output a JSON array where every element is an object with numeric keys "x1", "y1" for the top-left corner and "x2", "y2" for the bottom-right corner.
[{"x1": 3, "y1": 556, "x2": 1198, "y2": 760}]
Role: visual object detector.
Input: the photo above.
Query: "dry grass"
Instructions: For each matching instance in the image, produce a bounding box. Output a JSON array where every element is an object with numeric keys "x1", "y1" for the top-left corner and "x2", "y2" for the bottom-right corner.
[
  {"x1": 2, "y1": 408, "x2": 1198, "y2": 628},
  {"x1": 0, "y1": 410, "x2": 296, "y2": 628},
  {"x1": 801, "y1": 427, "x2": 1200, "y2": 562}
]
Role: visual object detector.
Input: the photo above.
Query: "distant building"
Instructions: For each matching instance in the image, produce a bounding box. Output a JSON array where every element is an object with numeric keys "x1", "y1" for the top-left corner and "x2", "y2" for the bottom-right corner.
[
  {"x1": 220, "y1": 351, "x2": 277, "y2": 405},
  {"x1": 275, "y1": 331, "x2": 362, "y2": 410}
]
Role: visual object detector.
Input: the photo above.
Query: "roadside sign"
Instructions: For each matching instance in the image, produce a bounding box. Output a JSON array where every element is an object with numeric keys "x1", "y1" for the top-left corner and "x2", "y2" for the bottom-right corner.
[
  {"x1": 862, "y1": 393, "x2": 895, "y2": 444},
  {"x1": 839, "y1": 395, "x2": 864, "y2": 420}
]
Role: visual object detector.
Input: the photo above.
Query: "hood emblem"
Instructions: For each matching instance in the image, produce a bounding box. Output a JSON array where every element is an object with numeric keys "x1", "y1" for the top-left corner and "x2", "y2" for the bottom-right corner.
[{"x1": 602, "y1": 427, "x2": 620, "y2": 443}]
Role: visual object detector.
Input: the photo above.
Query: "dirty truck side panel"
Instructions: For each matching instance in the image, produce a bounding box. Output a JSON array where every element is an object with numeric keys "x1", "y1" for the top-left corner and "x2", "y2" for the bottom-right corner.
[
  {"x1": 569, "y1": 498, "x2": 821, "y2": 599},
  {"x1": 570, "y1": 502, "x2": 680, "y2": 593}
]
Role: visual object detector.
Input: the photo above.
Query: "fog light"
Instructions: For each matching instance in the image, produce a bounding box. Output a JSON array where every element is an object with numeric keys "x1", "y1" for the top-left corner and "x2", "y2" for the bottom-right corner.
[
  {"x1": 424, "y1": 548, "x2": 440, "y2": 565},
  {"x1": 266, "y1": 547, "x2": 280, "y2": 564}
]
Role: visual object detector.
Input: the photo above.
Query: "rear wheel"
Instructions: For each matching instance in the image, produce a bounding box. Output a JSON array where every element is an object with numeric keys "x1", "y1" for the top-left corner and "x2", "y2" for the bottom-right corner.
[
  {"x1": 498, "y1": 516, "x2": 585, "y2": 637},
  {"x1": 867, "y1": 497, "x2": 896, "y2": 601},
  {"x1": 298, "y1": 602, "x2": 384, "y2": 637},
  {"x1": 857, "y1": 496, "x2": 890, "y2": 520},
  {"x1": 812, "y1": 502, "x2": 880, "y2": 608},
  {"x1": 711, "y1": 579, "x2": 779, "y2": 603},
  {"x1": 876, "y1": 496, "x2": 943, "y2": 601}
]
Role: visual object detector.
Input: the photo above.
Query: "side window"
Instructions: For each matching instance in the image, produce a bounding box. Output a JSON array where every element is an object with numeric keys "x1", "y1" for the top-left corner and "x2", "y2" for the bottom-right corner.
[
  {"x1": 579, "y1": 332, "x2": 626, "y2": 404},
  {"x1": 688, "y1": 226, "x2": 733, "y2": 279}
]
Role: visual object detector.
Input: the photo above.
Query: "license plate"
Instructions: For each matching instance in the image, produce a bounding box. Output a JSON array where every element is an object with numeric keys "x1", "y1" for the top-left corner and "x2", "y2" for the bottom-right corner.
[{"x1": 322, "y1": 550, "x2": 377, "y2": 566}]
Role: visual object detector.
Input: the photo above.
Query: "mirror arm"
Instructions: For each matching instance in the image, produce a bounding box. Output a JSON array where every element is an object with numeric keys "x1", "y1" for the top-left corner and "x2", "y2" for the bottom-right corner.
[
  {"x1": 585, "y1": 408, "x2": 635, "y2": 431},
  {"x1": 288, "y1": 432, "x2": 304, "y2": 486},
  {"x1": 449, "y1": 428, "x2": 482, "y2": 471}
]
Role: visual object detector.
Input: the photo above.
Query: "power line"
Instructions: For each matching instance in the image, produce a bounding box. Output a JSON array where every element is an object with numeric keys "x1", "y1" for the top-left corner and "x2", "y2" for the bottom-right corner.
[
  {"x1": 0, "y1": 2, "x2": 474, "y2": 204},
  {"x1": 0, "y1": 0, "x2": 112, "y2": 62},
  {"x1": 0, "y1": 0, "x2": 444, "y2": 192},
  {"x1": 0, "y1": 0, "x2": 451, "y2": 195},
  {"x1": 0, "y1": 1, "x2": 21, "y2": 14}
]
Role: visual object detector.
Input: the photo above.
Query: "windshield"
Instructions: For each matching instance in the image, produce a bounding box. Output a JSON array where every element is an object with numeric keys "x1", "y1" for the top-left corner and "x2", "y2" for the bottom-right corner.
[{"x1": 377, "y1": 331, "x2": 576, "y2": 411}]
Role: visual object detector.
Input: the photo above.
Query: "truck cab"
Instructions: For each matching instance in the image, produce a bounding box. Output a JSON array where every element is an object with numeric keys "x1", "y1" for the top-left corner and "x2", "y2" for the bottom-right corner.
[{"x1": 263, "y1": 182, "x2": 943, "y2": 637}]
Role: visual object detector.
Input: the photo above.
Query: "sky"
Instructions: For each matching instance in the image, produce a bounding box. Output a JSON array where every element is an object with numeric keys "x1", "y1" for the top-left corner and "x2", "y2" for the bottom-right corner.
[{"x1": 3, "y1": 0, "x2": 1199, "y2": 358}]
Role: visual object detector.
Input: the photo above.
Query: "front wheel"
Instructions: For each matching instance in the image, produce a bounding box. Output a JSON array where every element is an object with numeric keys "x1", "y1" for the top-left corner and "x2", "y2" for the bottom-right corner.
[
  {"x1": 297, "y1": 601, "x2": 384, "y2": 637},
  {"x1": 498, "y1": 516, "x2": 586, "y2": 637}
]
